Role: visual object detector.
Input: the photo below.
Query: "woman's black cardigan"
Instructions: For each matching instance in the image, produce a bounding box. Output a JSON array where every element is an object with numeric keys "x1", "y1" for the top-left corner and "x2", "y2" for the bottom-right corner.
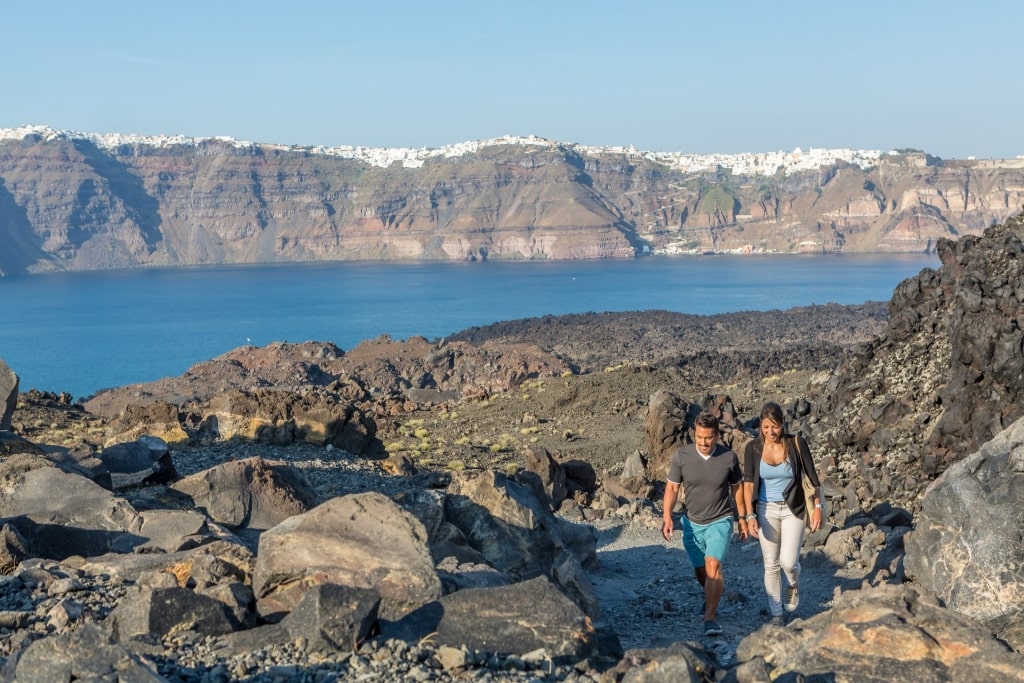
[{"x1": 743, "y1": 434, "x2": 821, "y2": 519}]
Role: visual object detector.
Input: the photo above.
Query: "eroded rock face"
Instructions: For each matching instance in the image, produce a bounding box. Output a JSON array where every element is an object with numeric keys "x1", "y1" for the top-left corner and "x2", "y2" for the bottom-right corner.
[
  {"x1": 81, "y1": 336, "x2": 575, "y2": 456},
  {"x1": 905, "y1": 415, "x2": 1024, "y2": 650},
  {"x1": 810, "y1": 212, "x2": 1024, "y2": 515},
  {"x1": 1, "y1": 134, "x2": 1022, "y2": 275}
]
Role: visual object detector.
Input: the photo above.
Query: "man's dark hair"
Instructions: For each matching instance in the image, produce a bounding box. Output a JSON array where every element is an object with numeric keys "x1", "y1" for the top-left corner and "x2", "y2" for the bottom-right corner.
[{"x1": 694, "y1": 412, "x2": 720, "y2": 432}]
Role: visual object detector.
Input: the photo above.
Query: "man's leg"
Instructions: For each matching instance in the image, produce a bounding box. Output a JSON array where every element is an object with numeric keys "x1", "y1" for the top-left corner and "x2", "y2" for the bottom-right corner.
[
  {"x1": 703, "y1": 556, "x2": 724, "y2": 620},
  {"x1": 701, "y1": 517, "x2": 734, "y2": 622},
  {"x1": 681, "y1": 517, "x2": 709, "y2": 615},
  {"x1": 693, "y1": 566, "x2": 707, "y2": 587}
]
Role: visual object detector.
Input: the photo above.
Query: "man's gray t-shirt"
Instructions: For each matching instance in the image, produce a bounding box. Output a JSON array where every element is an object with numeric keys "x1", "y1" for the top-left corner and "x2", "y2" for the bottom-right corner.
[{"x1": 666, "y1": 443, "x2": 742, "y2": 524}]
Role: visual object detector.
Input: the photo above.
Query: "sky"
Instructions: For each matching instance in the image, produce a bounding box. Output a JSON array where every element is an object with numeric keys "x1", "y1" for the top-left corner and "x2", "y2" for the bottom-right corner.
[{"x1": 2, "y1": 1, "x2": 1021, "y2": 160}]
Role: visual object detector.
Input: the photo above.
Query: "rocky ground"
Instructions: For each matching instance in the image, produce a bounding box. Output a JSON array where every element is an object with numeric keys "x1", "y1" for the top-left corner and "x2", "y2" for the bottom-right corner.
[
  {"x1": 6, "y1": 302, "x2": 895, "y2": 677},
  {"x1": 346, "y1": 303, "x2": 890, "y2": 478},
  {"x1": 119, "y1": 439, "x2": 881, "y2": 674}
]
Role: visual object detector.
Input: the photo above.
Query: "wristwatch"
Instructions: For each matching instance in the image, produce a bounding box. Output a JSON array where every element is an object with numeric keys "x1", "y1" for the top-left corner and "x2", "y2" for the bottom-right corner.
[
  {"x1": 745, "y1": 514, "x2": 756, "y2": 521},
  {"x1": 814, "y1": 503, "x2": 823, "y2": 509}
]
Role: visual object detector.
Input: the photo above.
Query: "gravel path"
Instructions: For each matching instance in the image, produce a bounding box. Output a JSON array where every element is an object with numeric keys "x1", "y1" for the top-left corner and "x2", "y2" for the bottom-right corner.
[{"x1": 588, "y1": 515, "x2": 866, "y2": 665}]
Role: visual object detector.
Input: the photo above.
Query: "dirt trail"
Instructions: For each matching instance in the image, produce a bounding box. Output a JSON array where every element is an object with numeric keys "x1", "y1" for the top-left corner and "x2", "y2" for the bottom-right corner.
[{"x1": 588, "y1": 516, "x2": 867, "y2": 664}]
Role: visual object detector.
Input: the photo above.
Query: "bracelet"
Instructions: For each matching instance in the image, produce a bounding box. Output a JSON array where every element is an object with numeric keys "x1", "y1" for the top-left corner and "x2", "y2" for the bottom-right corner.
[{"x1": 814, "y1": 503, "x2": 823, "y2": 509}]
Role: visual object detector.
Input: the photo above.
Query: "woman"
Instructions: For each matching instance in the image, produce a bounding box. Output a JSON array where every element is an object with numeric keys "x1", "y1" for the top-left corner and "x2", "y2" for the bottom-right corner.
[{"x1": 743, "y1": 402, "x2": 822, "y2": 625}]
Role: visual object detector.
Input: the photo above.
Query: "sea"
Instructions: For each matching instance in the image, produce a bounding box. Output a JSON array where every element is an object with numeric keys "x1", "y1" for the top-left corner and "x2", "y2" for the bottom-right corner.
[{"x1": 0, "y1": 254, "x2": 939, "y2": 400}]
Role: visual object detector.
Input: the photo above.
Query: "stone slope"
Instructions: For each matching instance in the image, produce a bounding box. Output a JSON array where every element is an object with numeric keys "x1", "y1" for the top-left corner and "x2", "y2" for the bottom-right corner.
[
  {"x1": 2, "y1": 133, "x2": 1023, "y2": 274},
  {"x1": 809, "y1": 210, "x2": 1024, "y2": 517}
]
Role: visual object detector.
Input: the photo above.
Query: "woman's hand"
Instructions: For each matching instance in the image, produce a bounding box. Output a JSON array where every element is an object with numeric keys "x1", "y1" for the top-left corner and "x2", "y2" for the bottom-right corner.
[
  {"x1": 746, "y1": 517, "x2": 760, "y2": 538},
  {"x1": 809, "y1": 506, "x2": 823, "y2": 532}
]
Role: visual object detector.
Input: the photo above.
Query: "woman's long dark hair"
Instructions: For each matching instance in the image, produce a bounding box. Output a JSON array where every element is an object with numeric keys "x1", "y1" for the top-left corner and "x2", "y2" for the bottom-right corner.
[{"x1": 760, "y1": 401, "x2": 786, "y2": 430}]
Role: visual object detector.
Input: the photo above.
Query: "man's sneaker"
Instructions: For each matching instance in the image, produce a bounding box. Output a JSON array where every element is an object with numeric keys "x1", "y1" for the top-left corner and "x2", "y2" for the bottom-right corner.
[
  {"x1": 769, "y1": 615, "x2": 785, "y2": 627},
  {"x1": 784, "y1": 585, "x2": 799, "y2": 612},
  {"x1": 703, "y1": 619, "x2": 723, "y2": 637}
]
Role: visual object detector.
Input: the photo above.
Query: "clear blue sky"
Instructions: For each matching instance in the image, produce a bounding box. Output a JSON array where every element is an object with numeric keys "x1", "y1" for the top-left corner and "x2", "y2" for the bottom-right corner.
[{"x1": 3, "y1": 0, "x2": 1021, "y2": 159}]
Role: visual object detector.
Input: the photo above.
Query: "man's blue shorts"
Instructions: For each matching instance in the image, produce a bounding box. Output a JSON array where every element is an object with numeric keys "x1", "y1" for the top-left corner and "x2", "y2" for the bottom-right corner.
[{"x1": 680, "y1": 515, "x2": 733, "y2": 568}]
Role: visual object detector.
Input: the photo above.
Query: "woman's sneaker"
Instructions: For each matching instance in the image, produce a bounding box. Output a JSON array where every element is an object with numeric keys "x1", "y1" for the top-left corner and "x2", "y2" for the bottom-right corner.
[{"x1": 784, "y1": 585, "x2": 799, "y2": 612}]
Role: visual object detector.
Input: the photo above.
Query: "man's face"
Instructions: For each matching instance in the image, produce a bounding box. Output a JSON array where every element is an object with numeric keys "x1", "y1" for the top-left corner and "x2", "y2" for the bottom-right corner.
[{"x1": 694, "y1": 425, "x2": 717, "y2": 456}]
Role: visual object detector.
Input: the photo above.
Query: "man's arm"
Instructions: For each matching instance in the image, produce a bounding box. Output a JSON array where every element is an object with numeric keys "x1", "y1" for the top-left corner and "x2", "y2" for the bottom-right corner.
[
  {"x1": 731, "y1": 481, "x2": 749, "y2": 541},
  {"x1": 661, "y1": 481, "x2": 680, "y2": 541}
]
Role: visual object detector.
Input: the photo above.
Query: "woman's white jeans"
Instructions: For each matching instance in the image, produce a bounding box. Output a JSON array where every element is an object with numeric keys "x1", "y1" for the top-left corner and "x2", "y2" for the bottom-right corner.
[{"x1": 757, "y1": 500, "x2": 805, "y2": 616}]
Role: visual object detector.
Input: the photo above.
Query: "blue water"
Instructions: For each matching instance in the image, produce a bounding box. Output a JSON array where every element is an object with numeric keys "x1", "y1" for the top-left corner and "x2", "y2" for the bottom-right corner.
[{"x1": 0, "y1": 254, "x2": 938, "y2": 399}]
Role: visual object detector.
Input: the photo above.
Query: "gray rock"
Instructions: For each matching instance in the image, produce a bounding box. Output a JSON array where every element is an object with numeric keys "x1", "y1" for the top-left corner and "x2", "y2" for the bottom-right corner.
[
  {"x1": 0, "y1": 431, "x2": 43, "y2": 457},
  {"x1": 383, "y1": 575, "x2": 608, "y2": 664},
  {"x1": 0, "y1": 359, "x2": 17, "y2": 432},
  {"x1": 444, "y1": 469, "x2": 568, "y2": 580},
  {"x1": 253, "y1": 492, "x2": 441, "y2": 622},
  {"x1": 108, "y1": 585, "x2": 237, "y2": 640},
  {"x1": 0, "y1": 456, "x2": 142, "y2": 559},
  {"x1": 644, "y1": 390, "x2": 692, "y2": 480},
  {"x1": 128, "y1": 508, "x2": 211, "y2": 552},
  {"x1": 79, "y1": 539, "x2": 255, "y2": 586},
  {"x1": 1, "y1": 622, "x2": 166, "y2": 682},
  {"x1": 523, "y1": 445, "x2": 568, "y2": 508},
  {"x1": 195, "y1": 581, "x2": 256, "y2": 630},
  {"x1": 601, "y1": 642, "x2": 713, "y2": 683},
  {"x1": 905, "y1": 415, "x2": 1024, "y2": 650},
  {"x1": 279, "y1": 583, "x2": 380, "y2": 652},
  {"x1": 170, "y1": 455, "x2": 318, "y2": 533}
]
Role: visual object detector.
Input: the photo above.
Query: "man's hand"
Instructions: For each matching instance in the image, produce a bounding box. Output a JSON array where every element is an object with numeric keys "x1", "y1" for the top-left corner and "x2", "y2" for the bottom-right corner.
[
  {"x1": 661, "y1": 517, "x2": 674, "y2": 542},
  {"x1": 736, "y1": 519, "x2": 749, "y2": 541}
]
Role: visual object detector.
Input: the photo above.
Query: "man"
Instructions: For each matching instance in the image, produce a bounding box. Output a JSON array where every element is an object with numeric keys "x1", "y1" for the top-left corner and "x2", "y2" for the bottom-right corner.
[{"x1": 661, "y1": 411, "x2": 748, "y2": 637}]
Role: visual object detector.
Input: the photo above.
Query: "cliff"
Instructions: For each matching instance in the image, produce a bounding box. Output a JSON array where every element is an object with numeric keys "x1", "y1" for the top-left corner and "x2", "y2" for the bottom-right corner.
[{"x1": 1, "y1": 129, "x2": 1023, "y2": 275}]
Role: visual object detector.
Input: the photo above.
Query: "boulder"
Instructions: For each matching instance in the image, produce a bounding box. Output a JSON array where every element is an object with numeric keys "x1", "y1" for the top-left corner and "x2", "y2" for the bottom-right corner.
[
  {"x1": 79, "y1": 539, "x2": 255, "y2": 587},
  {"x1": 169, "y1": 456, "x2": 318, "y2": 533},
  {"x1": 195, "y1": 580, "x2": 256, "y2": 630},
  {"x1": 278, "y1": 583, "x2": 380, "y2": 652},
  {"x1": 69, "y1": 436, "x2": 178, "y2": 489},
  {"x1": 905, "y1": 415, "x2": 1024, "y2": 650},
  {"x1": 108, "y1": 585, "x2": 238, "y2": 640},
  {"x1": 0, "y1": 358, "x2": 17, "y2": 431},
  {"x1": 0, "y1": 455, "x2": 141, "y2": 559},
  {"x1": 644, "y1": 390, "x2": 692, "y2": 480},
  {"x1": 0, "y1": 430, "x2": 43, "y2": 457},
  {"x1": 202, "y1": 388, "x2": 377, "y2": 452},
  {"x1": 523, "y1": 445, "x2": 568, "y2": 508},
  {"x1": 736, "y1": 583, "x2": 1024, "y2": 681},
  {"x1": 0, "y1": 622, "x2": 165, "y2": 682},
  {"x1": 382, "y1": 575, "x2": 607, "y2": 664},
  {"x1": 252, "y1": 492, "x2": 441, "y2": 622},
  {"x1": 127, "y1": 508, "x2": 214, "y2": 553},
  {"x1": 394, "y1": 488, "x2": 488, "y2": 567},
  {"x1": 599, "y1": 642, "x2": 716, "y2": 683},
  {"x1": 445, "y1": 469, "x2": 577, "y2": 580}
]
